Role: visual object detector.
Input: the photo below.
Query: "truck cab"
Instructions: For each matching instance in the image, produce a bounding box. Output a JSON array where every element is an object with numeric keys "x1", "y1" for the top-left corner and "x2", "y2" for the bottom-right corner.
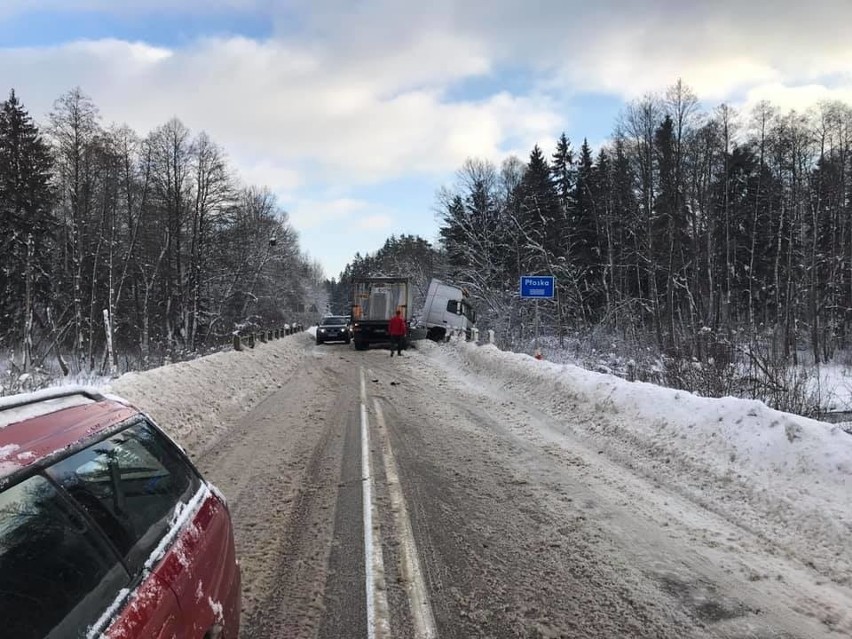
[{"x1": 419, "y1": 278, "x2": 477, "y2": 341}]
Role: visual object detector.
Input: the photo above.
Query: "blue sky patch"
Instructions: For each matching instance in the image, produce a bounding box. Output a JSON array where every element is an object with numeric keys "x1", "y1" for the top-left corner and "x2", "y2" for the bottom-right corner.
[{"x1": 0, "y1": 8, "x2": 273, "y2": 48}]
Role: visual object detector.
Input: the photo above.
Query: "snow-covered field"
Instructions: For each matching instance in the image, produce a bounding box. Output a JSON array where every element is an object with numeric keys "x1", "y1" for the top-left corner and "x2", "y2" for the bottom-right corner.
[{"x1": 525, "y1": 334, "x2": 852, "y2": 421}]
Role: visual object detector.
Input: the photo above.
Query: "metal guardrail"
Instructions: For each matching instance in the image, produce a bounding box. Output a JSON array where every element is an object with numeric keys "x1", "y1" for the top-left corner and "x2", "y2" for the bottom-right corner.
[{"x1": 232, "y1": 324, "x2": 306, "y2": 351}]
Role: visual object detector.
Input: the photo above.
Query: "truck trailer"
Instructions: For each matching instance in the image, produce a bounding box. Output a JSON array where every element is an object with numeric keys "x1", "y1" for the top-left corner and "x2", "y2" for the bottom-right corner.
[{"x1": 350, "y1": 276, "x2": 413, "y2": 350}]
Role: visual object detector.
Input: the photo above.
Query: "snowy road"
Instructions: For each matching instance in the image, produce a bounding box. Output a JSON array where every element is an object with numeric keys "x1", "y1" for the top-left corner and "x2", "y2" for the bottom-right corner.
[{"x1": 111, "y1": 333, "x2": 852, "y2": 638}]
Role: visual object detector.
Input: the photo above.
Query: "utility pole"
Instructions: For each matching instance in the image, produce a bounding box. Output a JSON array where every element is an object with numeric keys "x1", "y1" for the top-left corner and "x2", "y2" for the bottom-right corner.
[{"x1": 534, "y1": 299, "x2": 544, "y2": 360}]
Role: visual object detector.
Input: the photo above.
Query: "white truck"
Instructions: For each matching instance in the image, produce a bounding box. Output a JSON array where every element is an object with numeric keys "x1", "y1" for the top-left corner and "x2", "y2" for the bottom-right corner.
[{"x1": 418, "y1": 278, "x2": 477, "y2": 341}]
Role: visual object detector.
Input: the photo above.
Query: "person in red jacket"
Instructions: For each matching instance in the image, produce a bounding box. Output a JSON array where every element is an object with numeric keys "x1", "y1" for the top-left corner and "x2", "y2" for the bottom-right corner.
[{"x1": 388, "y1": 309, "x2": 407, "y2": 357}]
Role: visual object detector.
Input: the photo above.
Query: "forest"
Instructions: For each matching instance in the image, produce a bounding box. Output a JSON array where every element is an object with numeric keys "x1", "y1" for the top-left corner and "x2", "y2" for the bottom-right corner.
[
  {"x1": 333, "y1": 81, "x2": 852, "y2": 416},
  {"x1": 0, "y1": 88, "x2": 321, "y2": 384},
  {"x1": 6, "y1": 76, "x2": 851, "y2": 415}
]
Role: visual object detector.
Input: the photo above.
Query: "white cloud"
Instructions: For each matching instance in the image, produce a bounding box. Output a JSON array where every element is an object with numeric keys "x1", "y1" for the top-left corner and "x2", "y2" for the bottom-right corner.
[
  {"x1": 0, "y1": 34, "x2": 560, "y2": 183},
  {"x1": 235, "y1": 158, "x2": 302, "y2": 199},
  {"x1": 559, "y1": 48, "x2": 782, "y2": 101},
  {"x1": 356, "y1": 215, "x2": 393, "y2": 231},
  {"x1": 9, "y1": 1, "x2": 852, "y2": 103},
  {"x1": 4, "y1": 2, "x2": 851, "y2": 188},
  {"x1": 287, "y1": 197, "x2": 368, "y2": 230},
  {"x1": 294, "y1": 0, "x2": 852, "y2": 104},
  {"x1": 742, "y1": 82, "x2": 852, "y2": 115}
]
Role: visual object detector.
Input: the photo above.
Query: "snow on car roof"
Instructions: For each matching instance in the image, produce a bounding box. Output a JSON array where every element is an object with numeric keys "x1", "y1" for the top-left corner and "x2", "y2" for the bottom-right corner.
[{"x1": 0, "y1": 394, "x2": 96, "y2": 430}]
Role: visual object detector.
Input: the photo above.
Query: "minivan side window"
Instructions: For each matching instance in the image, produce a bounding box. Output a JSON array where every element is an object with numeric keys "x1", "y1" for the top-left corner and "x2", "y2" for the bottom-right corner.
[
  {"x1": 0, "y1": 475, "x2": 130, "y2": 639},
  {"x1": 47, "y1": 421, "x2": 202, "y2": 574}
]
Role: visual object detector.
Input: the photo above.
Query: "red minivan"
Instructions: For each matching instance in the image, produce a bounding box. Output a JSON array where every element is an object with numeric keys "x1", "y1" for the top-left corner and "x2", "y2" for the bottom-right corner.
[{"x1": 0, "y1": 387, "x2": 241, "y2": 638}]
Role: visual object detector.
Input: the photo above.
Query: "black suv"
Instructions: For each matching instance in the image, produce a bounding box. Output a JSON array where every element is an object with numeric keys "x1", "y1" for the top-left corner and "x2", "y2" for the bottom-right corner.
[{"x1": 316, "y1": 315, "x2": 351, "y2": 345}]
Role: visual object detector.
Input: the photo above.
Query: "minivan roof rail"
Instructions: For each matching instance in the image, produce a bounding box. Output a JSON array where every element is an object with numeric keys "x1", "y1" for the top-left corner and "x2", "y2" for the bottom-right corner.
[{"x1": 0, "y1": 386, "x2": 108, "y2": 413}]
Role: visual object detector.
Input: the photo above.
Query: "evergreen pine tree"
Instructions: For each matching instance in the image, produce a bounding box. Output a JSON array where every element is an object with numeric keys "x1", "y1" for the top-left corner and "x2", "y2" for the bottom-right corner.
[
  {"x1": 517, "y1": 145, "x2": 560, "y2": 272},
  {"x1": 0, "y1": 90, "x2": 55, "y2": 340},
  {"x1": 551, "y1": 132, "x2": 575, "y2": 218},
  {"x1": 572, "y1": 139, "x2": 602, "y2": 315}
]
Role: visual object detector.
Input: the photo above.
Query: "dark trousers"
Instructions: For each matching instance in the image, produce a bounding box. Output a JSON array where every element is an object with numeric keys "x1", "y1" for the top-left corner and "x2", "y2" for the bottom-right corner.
[{"x1": 389, "y1": 336, "x2": 404, "y2": 355}]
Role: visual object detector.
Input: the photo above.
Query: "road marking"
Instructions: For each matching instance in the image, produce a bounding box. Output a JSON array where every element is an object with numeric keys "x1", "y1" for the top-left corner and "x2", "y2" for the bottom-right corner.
[
  {"x1": 373, "y1": 398, "x2": 439, "y2": 639},
  {"x1": 360, "y1": 367, "x2": 390, "y2": 639}
]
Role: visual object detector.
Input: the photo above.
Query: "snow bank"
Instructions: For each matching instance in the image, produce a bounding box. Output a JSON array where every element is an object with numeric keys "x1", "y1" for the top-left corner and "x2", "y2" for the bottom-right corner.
[
  {"x1": 426, "y1": 341, "x2": 852, "y2": 583},
  {"x1": 106, "y1": 333, "x2": 312, "y2": 457}
]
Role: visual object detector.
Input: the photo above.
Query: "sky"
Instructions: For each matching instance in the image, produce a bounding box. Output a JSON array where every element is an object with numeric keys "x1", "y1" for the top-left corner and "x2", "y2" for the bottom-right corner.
[{"x1": 2, "y1": 1, "x2": 852, "y2": 278}]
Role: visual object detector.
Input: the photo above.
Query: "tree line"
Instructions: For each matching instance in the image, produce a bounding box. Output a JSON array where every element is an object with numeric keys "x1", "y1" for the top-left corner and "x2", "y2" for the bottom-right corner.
[
  {"x1": 0, "y1": 88, "x2": 320, "y2": 376},
  {"x1": 437, "y1": 80, "x2": 852, "y2": 367},
  {"x1": 326, "y1": 234, "x2": 442, "y2": 317}
]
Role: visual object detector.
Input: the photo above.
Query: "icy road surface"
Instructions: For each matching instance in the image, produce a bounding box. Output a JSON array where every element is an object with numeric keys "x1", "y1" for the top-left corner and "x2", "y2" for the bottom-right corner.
[{"x1": 110, "y1": 333, "x2": 852, "y2": 638}]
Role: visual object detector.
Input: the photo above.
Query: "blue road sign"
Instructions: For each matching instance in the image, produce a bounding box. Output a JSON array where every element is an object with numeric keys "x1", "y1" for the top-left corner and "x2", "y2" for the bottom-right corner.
[{"x1": 520, "y1": 275, "x2": 555, "y2": 299}]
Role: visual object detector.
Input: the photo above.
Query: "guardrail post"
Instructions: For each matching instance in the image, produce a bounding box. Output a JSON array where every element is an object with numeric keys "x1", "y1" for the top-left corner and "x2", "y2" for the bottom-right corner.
[
  {"x1": 233, "y1": 334, "x2": 242, "y2": 351},
  {"x1": 248, "y1": 333, "x2": 255, "y2": 348}
]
